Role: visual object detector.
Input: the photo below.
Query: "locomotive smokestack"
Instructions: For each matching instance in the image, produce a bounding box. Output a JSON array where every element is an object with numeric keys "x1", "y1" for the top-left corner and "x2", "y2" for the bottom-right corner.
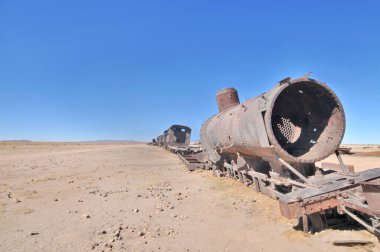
[{"x1": 216, "y1": 88, "x2": 240, "y2": 112}]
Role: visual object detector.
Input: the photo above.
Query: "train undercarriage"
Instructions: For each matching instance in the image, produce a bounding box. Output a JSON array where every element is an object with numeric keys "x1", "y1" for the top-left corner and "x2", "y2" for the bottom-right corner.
[{"x1": 176, "y1": 146, "x2": 380, "y2": 239}]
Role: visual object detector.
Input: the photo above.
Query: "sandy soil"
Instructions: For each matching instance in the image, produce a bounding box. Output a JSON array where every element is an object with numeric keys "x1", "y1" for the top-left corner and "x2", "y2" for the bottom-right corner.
[
  {"x1": 0, "y1": 142, "x2": 379, "y2": 252},
  {"x1": 317, "y1": 144, "x2": 380, "y2": 171}
]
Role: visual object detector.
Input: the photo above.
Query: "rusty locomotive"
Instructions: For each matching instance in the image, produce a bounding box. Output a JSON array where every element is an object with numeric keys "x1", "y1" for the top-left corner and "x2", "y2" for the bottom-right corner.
[
  {"x1": 154, "y1": 76, "x2": 380, "y2": 238},
  {"x1": 155, "y1": 125, "x2": 191, "y2": 147},
  {"x1": 153, "y1": 125, "x2": 198, "y2": 155}
]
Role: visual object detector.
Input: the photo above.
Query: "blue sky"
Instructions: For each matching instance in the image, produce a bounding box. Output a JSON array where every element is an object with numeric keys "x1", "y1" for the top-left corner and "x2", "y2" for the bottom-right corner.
[{"x1": 1, "y1": 0, "x2": 379, "y2": 143}]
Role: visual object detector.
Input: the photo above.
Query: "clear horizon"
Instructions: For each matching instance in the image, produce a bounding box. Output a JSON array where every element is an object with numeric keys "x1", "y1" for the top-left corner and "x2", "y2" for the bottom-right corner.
[{"x1": 1, "y1": 0, "x2": 380, "y2": 144}]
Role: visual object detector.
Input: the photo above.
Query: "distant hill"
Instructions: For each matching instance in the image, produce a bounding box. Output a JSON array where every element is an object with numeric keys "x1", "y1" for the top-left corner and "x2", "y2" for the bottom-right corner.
[
  {"x1": 79, "y1": 140, "x2": 141, "y2": 143},
  {"x1": 1, "y1": 140, "x2": 32, "y2": 142},
  {"x1": 0, "y1": 140, "x2": 141, "y2": 143}
]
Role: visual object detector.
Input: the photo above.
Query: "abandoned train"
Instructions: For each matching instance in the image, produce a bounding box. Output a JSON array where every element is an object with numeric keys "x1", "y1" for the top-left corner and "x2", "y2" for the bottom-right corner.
[
  {"x1": 154, "y1": 125, "x2": 191, "y2": 147},
  {"x1": 154, "y1": 76, "x2": 380, "y2": 238}
]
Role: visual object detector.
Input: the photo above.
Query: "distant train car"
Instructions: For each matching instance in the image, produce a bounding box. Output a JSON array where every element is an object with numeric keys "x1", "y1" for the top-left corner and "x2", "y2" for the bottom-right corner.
[
  {"x1": 165, "y1": 125, "x2": 191, "y2": 147},
  {"x1": 156, "y1": 135, "x2": 163, "y2": 146},
  {"x1": 163, "y1": 130, "x2": 168, "y2": 146},
  {"x1": 154, "y1": 125, "x2": 192, "y2": 148}
]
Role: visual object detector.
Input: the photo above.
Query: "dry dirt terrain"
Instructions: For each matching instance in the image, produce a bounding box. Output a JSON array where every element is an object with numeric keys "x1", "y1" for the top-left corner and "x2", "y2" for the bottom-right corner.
[
  {"x1": 1, "y1": 142, "x2": 380, "y2": 252},
  {"x1": 317, "y1": 144, "x2": 380, "y2": 172}
]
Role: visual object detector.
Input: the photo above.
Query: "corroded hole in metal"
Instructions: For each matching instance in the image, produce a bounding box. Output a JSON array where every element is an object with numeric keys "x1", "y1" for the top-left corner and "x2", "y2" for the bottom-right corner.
[{"x1": 271, "y1": 81, "x2": 344, "y2": 161}]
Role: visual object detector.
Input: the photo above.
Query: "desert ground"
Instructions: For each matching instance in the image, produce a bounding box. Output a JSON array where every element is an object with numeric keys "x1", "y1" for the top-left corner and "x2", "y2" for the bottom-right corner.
[{"x1": 1, "y1": 142, "x2": 380, "y2": 252}]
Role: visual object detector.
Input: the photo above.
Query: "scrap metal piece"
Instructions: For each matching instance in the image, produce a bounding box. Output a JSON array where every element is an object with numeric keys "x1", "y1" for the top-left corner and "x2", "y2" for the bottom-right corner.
[
  {"x1": 177, "y1": 153, "x2": 208, "y2": 171},
  {"x1": 340, "y1": 204, "x2": 380, "y2": 236},
  {"x1": 335, "y1": 150, "x2": 350, "y2": 175},
  {"x1": 333, "y1": 240, "x2": 374, "y2": 246},
  {"x1": 361, "y1": 179, "x2": 380, "y2": 214},
  {"x1": 277, "y1": 158, "x2": 312, "y2": 186}
]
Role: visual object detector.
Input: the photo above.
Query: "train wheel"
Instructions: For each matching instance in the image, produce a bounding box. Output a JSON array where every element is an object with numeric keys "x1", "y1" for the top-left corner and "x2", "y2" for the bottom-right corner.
[
  {"x1": 296, "y1": 213, "x2": 326, "y2": 233},
  {"x1": 308, "y1": 213, "x2": 325, "y2": 232}
]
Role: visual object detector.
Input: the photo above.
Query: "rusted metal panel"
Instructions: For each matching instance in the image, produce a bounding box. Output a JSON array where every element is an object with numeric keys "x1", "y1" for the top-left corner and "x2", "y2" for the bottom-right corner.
[
  {"x1": 281, "y1": 168, "x2": 380, "y2": 203},
  {"x1": 341, "y1": 199, "x2": 380, "y2": 217},
  {"x1": 177, "y1": 153, "x2": 208, "y2": 171},
  {"x1": 302, "y1": 198, "x2": 339, "y2": 216},
  {"x1": 280, "y1": 197, "x2": 339, "y2": 219},
  {"x1": 361, "y1": 178, "x2": 380, "y2": 214},
  {"x1": 278, "y1": 169, "x2": 380, "y2": 221},
  {"x1": 279, "y1": 201, "x2": 300, "y2": 219}
]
